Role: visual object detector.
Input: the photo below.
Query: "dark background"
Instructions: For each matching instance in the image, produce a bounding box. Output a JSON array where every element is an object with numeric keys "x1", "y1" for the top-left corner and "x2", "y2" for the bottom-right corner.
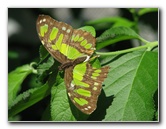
[{"x1": 8, "y1": 8, "x2": 158, "y2": 121}]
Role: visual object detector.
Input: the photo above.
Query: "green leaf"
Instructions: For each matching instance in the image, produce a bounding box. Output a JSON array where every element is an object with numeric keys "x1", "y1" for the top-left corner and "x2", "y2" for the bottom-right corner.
[
  {"x1": 79, "y1": 26, "x2": 96, "y2": 37},
  {"x1": 8, "y1": 83, "x2": 51, "y2": 118},
  {"x1": 8, "y1": 115, "x2": 21, "y2": 121},
  {"x1": 103, "y1": 50, "x2": 158, "y2": 121},
  {"x1": 138, "y1": 8, "x2": 158, "y2": 16},
  {"x1": 91, "y1": 58, "x2": 101, "y2": 68},
  {"x1": 155, "y1": 110, "x2": 158, "y2": 121},
  {"x1": 39, "y1": 45, "x2": 49, "y2": 62},
  {"x1": 8, "y1": 64, "x2": 33, "y2": 107},
  {"x1": 96, "y1": 26, "x2": 141, "y2": 50},
  {"x1": 152, "y1": 46, "x2": 158, "y2": 52},
  {"x1": 37, "y1": 56, "x2": 55, "y2": 83},
  {"x1": 51, "y1": 79, "x2": 75, "y2": 121},
  {"x1": 86, "y1": 17, "x2": 135, "y2": 29}
]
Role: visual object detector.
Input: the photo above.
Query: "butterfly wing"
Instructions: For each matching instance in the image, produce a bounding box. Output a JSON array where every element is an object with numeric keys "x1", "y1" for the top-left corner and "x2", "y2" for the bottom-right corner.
[
  {"x1": 37, "y1": 15, "x2": 74, "y2": 63},
  {"x1": 36, "y1": 15, "x2": 96, "y2": 64},
  {"x1": 64, "y1": 62, "x2": 110, "y2": 114}
]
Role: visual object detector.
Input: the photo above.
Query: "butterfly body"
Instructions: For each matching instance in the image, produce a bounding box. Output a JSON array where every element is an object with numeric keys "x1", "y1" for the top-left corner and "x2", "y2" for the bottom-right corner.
[
  {"x1": 58, "y1": 56, "x2": 87, "y2": 71},
  {"x1": 36, "y1": 15, "x2": 110, "y2": 114}
]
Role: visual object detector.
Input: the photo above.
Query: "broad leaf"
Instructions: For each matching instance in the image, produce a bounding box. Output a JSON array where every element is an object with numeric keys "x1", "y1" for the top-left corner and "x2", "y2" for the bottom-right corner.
[
  {"x1": 96, "y1": 26, "x2": 141, "y2": 50},
  {"x1": 79, "y1": 26, "x2": 96, "y2": 37},
  {"x1": 50, "y1": 77, "x2": 76, "y2": 121},
  {"x1": 37, "y1": 56, "x2": 55, "y2": 83},
  {"x1": 8, "y1": 64, "x2": 33, "y2": 107},
  {"x1": 102, "y1": 50, "x2": 158, "y2": 121},
  {"x1": 155, "y1": 110, "x2": 158, "y2": 121},
  {"x1": 8, "y1": 83, "x2": 51, "y2": 118},
  {"x1": 39, "y1": 45, "x2": 49, "y2": 62},
  {"x1": 86, "y1": 17, "x2": 135, "y2": 30}
]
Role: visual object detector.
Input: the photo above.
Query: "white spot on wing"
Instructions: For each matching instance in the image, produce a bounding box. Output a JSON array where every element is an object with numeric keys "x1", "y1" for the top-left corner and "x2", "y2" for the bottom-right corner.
[
  {"x1": 67, "y1": 29, "x2": 71, "y2": 33},
  {"x1": 93, "y1": 87, "x2": 97, "y2": 91},
  {"x1": 62, "y1": 27, "x2": 66, "y2": 31},
  {"x1": 43, "y1": 19, "x2": 46, "y2": 22},
  {"x1": 91, "y1": 47, "x2": 96, "y2": 50},
  {"x1": 88, "y1": 106, "x2": 91, "y2": 109},
  {"x1": 94, "y1": 82, "x2": 99, "y2": 86},
  {"x1": 71, "y1": 83, "x2": 74, "y2": 88},
  {"x1": 39, "y1": 20, "x2": 42, "y2": 23},
  {"x1": 41, "y1": 40, "x2": 45, "y2": 45}
]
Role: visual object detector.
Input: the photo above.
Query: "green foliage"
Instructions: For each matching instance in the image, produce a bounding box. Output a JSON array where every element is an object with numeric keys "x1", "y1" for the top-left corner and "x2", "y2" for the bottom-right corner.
[
  {"x1": 8, "y1": 83, "x2": 51, "y2": 117},
  {"x1": 86, "y1": 17, "x2": 135, "y2": 29},
  {"x1": 8, "y1": 64, "x2": 34, "y2": 107},
  {"x1": 37, "y1": 56, "x2": 55, "y2": 83},
  {"x1": 79, "y1": 26, "x2": 96, "y2": 37},
  {"x1": 103, "y1": 51, "x2": 158, "y2": 121},
  {"x1": 50, "y1": 77, "x2": 75, "y2": 121},
  {"x1": 137, "y1": 8, "x2": 158, "y2": 16},
  {"x1": 8, "y1": 8, "x2": 158, "y2": 121},
  {"x1": 96, "y1": 26, "x2": 141, "y2": 50}
]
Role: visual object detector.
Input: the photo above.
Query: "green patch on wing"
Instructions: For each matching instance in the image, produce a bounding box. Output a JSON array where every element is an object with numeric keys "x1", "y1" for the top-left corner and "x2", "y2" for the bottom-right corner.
[
  {"x1": 73, "y1": 63, "x2": 87, "y2": 81},
  {"x1": 50, "y1": 32, "x2": 85, "y2": 60},
  {"x1": 72, "y1": 79, "x2": 89, "y2": 87},
  {"x1": 75, "y1": 88, "x2": 91, "y2": 97},
  {"x1": 49, "y1": 27, "x2": 58, "y2": 41},
  {"x1": 74, "y1": 98, "x2": 88, "y2": 106},
  {"x1": 40, "y1": 24, "x2": 48, "y2": 37}
]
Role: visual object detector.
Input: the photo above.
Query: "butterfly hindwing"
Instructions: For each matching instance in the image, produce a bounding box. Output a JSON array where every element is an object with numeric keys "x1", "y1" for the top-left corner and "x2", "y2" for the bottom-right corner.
[{"x1": 64, "y1": 62, "x2": 110, "y2": 114}]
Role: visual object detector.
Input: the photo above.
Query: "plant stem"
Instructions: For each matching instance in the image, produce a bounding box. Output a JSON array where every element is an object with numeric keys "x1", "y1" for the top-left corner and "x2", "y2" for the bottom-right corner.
[
  {"x1": 96, "y1": 41, "x2": 158, "y2": 56},
  {"x1": 30, "y1": 62, "x2": 38, "y2": 74},
  {"x1": 139, "y1": 37, "x2": 150, "y2": 44}
]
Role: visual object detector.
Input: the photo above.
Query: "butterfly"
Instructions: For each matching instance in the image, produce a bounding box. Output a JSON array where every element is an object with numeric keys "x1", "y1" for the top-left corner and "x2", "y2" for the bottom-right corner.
[{"x1": 36, "y1": 14, "x2": 110, "y2": 114}]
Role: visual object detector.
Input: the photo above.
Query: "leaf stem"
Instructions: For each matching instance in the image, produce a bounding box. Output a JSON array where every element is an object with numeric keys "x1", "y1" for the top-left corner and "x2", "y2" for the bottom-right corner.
[
  {"x1": 30, "y1": 62, "x2": 38, "y2": 74},
  {"x1": 96, "y1": 41, "x2": 158, "y2": 56},
  {"x1": 139, "y1": 37, "x2": 150, "y2": 44}
]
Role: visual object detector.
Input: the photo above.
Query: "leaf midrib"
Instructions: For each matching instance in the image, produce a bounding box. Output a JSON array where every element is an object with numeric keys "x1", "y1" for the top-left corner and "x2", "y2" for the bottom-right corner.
[{"x1": 121, "y1": 51, "x2": 146, "y2": 120}]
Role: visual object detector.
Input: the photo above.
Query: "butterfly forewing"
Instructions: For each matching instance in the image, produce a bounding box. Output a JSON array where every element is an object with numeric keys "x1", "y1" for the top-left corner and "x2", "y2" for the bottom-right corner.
[
  {"x1": 36, "y1": 15, "x2": 74, "y2": 63},
  {"x1": 64, "y1": 62, "x2": 110, "y2": 114},
  {"x1": 36, "y1": 15, "x2": 96, "y2": 63}
]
